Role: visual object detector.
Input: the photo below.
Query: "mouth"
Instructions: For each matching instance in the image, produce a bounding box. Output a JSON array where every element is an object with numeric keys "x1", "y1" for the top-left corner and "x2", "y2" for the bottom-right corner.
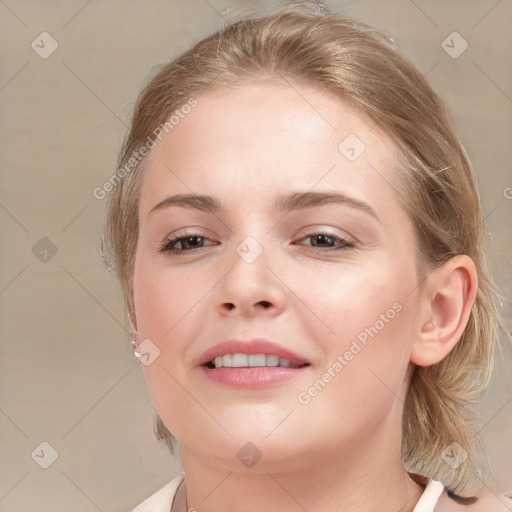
[
  {"x1": 197, "y1": 338, "x2": 311, "y2": 388},
  {"x1": 204, "y1": 353, "x2": 310, "y2": 369},
  {"x1": 201, "y1": 361, "x2": 311, "y2": 388}
]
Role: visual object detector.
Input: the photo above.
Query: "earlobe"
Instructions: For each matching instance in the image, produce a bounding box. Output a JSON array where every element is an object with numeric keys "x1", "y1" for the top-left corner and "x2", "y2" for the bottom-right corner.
[{"x1": 411, "y1": 255, "x2": 478, "y2": 367}]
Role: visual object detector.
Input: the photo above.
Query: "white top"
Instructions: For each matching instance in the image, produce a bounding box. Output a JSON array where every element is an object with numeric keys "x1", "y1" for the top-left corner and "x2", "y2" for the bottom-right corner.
[
  {"x1": 131, "y1": 473, "x2": 445, "y2": 512},
  {"x1": 131, "y1": 473, "x2": 184, "y2": 512}
]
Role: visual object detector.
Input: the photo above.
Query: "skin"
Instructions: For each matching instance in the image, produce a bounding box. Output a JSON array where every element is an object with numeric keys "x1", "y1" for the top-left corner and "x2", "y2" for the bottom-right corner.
[{"x1": 131, "y1": 80, "x2": 479, "y2": 512}]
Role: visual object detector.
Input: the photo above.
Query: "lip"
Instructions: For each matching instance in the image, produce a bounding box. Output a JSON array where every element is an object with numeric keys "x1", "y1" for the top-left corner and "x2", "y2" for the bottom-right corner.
[
  {"x1": 200, "y1": 365, "x2": 311, "y2": 388},
  {"x1": 196, "y1": 338, "x2": 309, "y2": 367}
]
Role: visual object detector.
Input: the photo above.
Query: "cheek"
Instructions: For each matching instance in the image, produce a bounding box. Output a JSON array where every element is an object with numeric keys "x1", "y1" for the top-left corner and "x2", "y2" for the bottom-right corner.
[
  {"x1": 133, "y1": 254, "x2": 205, "y2": 339},
  {"x1": 293, "y1": 293, "x2": 413, "y2": 439},
  {"x1": 132, "y1": 257, "x2": 206, "y2": 435},
  {"x1": 303, "y1": 260, "x2": 410, "y2": 342},
  {"x1": 303, "y1": 258, "x2": 416, "y2": 401},
  {"x1": 132, "y1": 252, "x2": 218, "y2": 390}
]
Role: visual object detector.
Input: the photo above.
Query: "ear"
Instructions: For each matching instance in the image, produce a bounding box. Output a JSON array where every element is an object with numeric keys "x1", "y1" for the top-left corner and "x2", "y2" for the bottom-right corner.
[{"x1": 411, "y1": 255, "x2": 478, "y2": 367}]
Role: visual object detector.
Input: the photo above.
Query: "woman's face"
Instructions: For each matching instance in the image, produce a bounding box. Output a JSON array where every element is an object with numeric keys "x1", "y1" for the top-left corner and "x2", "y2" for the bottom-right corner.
[{"x1": 132, "y1": 81, "x2": 423, "y2": 472}]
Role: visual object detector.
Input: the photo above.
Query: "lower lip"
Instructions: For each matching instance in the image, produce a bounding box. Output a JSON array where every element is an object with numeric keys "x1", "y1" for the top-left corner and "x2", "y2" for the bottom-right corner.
[{"x1": 200, "y1": 365, "x2": 310, "y2": 388}]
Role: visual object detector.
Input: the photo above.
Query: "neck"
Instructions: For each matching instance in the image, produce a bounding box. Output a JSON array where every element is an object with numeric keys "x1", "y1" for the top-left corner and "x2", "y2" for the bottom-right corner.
[{"x1": 178, "y1": 421, "x2": 425, "y2": 512}]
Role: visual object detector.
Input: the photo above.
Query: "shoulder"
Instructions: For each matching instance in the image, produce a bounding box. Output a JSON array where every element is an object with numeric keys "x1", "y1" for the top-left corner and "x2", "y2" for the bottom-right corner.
[
  {"x1": 131, "y1": 473, "x2": 185, "y2": 512},
  {"x1": 437, "y1": 488, "x2": 512, "y2": 511}
]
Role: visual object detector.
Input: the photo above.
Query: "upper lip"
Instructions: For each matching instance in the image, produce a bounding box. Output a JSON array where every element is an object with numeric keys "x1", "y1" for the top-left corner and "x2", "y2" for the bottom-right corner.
[{"x1": 197, "y1": 338, "x2": 309, "y2": 366}]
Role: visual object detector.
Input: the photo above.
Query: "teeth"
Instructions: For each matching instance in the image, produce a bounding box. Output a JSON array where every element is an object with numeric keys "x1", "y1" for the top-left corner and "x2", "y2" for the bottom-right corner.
[
  {"x1": 212, "y1": 353, "x2": 302, "y2": 369},
  {"x1": 266, "y1": 354, "x2": 279, "y2": 366},
  {"x1": 231, "y1": 353, "x2": 248, "y2": 367},
  {"x1": 248, "y1": 354, "x2": 266, "y2": 367}
]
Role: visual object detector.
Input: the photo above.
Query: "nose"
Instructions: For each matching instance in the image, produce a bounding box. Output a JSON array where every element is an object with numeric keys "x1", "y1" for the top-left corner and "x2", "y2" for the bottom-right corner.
[{"x1": 215, "y1": 242, "x2": 287, "y2": 318}]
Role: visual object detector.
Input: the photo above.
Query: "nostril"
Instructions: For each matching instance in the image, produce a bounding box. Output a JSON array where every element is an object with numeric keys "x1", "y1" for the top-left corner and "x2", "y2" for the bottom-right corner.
[{"x1": 258, "y1": 301, "x2": 271, "y2": 308}]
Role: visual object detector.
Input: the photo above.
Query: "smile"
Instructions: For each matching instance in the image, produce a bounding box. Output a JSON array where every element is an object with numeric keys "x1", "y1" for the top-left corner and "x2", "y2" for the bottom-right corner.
[{"x1": 206, "y1": 353, "x2": 309, "y2": 369}]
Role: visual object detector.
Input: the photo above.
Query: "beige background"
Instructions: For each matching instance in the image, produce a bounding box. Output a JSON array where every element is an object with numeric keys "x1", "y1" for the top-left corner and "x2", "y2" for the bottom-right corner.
[{"x1": 0, "y1": 1, "x2": 511, "y2": 511}]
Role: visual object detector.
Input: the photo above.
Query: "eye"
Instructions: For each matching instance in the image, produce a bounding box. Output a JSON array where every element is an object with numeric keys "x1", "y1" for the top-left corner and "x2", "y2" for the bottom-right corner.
[
  {"x1": 159, "y1": 232, "x2": 217, "y2": 254},
  {"x1": 297, "y1": 232, "x2": 355, "y2": 251},
  {"x1": 159, "y1": 230, "x2": 355, "y2": 255}
]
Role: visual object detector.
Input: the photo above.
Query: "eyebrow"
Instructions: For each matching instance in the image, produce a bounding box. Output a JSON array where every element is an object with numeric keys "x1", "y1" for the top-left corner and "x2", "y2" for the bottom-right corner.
[{"x1": 148, "y1": 191, "x2": 378, "y2": 220}]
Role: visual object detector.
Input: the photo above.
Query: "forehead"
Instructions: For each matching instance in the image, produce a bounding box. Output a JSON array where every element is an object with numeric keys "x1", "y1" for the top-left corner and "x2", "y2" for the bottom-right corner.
[{"x1": 139, "y1": 81, "x2": 403, "y2": 218}]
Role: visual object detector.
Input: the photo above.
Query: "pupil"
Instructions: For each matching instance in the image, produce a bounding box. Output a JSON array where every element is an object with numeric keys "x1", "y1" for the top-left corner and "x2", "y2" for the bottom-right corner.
[
  {"x1": 185, "y1": 236, "x2": 201, "y2": 248},
  {"x1": 316, "y1": 234, "x2": 331, "y2": 247}
]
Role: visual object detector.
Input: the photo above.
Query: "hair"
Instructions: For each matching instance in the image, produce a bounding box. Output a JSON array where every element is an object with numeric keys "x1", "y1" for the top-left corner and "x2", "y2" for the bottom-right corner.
[{"x1": 101, "y1": 1, "x2": 506, "y2": 495}]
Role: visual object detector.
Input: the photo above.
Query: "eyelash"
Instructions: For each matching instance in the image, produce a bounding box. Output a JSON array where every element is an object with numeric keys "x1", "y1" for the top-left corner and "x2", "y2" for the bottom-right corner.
[{"x1": 158, "y1": 231, "x2": 355, "y2": 255}]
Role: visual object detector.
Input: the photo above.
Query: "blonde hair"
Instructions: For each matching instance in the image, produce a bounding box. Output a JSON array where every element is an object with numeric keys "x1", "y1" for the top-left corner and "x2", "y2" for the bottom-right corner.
[{"x1": 102, "y1": 2, "x2": 505, "y2": 494}]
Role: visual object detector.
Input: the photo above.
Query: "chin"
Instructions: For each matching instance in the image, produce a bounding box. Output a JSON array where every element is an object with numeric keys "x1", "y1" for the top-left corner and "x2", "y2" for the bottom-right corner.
[{"x1": 203, "y1": 439, "x2": 309, "y2": 475}]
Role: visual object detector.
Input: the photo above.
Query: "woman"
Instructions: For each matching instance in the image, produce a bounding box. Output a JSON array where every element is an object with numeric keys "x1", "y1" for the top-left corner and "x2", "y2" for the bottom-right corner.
[{"x1": 102, "y1": 4, "x2": 510, "y2": 511}]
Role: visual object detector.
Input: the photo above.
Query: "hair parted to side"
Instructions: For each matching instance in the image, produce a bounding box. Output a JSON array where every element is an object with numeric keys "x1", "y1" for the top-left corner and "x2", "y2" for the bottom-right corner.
[{"x1": 101, "y1": 2, "x2": 506, "y2": 494}]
